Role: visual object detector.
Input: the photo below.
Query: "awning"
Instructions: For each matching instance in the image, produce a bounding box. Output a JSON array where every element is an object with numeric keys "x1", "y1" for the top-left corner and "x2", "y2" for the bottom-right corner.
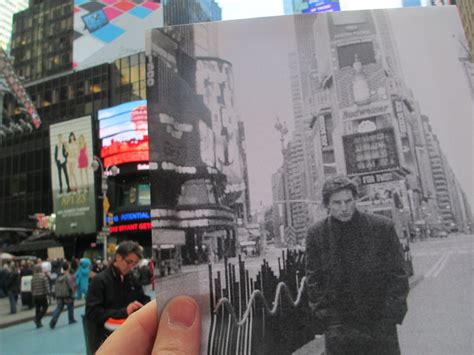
[
  {"x1": 4, "y1": 239, "x2": 61, "y2": 253},
  {"x1": 240, "y1": 241, "x2": 257, "y2": 247}
]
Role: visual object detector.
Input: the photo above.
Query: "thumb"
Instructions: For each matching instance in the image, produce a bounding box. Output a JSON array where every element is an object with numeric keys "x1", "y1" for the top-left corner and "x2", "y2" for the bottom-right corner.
[{"x1": 152, "y1": 296, "x2": 201, "y2": 355}]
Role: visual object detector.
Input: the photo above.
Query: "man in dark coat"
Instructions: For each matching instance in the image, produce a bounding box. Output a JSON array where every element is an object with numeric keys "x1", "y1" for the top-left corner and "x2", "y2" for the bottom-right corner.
[
  {"x1": 85, "y1": 241, "x2": 151, "y2": 353},
  {"x1": 305, "y1": 176, "x2": 409, "y2": 355}
]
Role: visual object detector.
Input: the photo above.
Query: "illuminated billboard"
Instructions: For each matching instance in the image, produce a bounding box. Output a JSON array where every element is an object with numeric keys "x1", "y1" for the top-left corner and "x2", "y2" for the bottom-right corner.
[
  {"x1": 73, "y1": 0, "x2": 163, "y2": 70},
  {"x1": 343, "y1": 127, "x2": 400, "y2": 175},
  {"x1": 98, "y1": 100, "x2": 149, "y2": 168},
  {"x1": 49, "y1": 116, "x2": 96, "y2": 236},
  {"x1": 304, "y1": 1, "x2": 341, "y2": 13}
]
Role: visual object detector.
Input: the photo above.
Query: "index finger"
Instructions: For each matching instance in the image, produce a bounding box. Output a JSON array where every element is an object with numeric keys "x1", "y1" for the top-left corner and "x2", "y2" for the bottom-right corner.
[{"x1": 97, "y1": 300, "x2": 158, "y2": 355}]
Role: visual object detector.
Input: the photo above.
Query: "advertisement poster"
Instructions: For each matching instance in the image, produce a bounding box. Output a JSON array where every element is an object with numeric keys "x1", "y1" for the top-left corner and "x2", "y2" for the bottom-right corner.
[
  {"x1": 73, "y1": 0, "x2": 163, "y2": 70},
  {"x1": 50, "y1": 116, "x2": 96, "y2": 236},
  {"x1": 147, "y1": 7, "x2": 473, "y2": 354}
]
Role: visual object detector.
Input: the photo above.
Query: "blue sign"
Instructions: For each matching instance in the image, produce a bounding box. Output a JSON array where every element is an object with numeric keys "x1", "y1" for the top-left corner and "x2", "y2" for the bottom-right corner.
[
  {"x1": 107, "y1": 211, "x2": 151, "y2": 224},
  {"x1": 402, "y1": 0, "x2": 421, "y2": 6},
  {"x1": 304, "y1": 2, "x2": 340, "y2": 13}
]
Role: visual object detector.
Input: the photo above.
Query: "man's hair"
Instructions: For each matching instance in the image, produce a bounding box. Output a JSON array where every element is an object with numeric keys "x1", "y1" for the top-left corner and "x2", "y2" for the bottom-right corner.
[
  {"x1": 115, "y1": 241, "x2": 143, "y2": 260},
  {"x1": 322, "y1": 175, "x2": 358, "y2": 207},
  {"x1": 62, "y1": 262, "x2": 70, "y2": 271}
]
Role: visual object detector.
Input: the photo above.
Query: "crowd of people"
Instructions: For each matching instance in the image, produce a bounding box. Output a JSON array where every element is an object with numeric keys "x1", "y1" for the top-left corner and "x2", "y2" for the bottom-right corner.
[{"x1": 0, "y1": 249, "x2": 156, "y2": 333}]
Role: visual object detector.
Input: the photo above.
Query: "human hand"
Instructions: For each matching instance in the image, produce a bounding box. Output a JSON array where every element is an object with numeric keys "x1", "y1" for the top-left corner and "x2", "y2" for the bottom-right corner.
[
  {"x1": 97, "y1": 296, "x2": 201, "y2": 355},
  {"x1": 126, "y1": 301, "x2": 144, "y2": 315}
]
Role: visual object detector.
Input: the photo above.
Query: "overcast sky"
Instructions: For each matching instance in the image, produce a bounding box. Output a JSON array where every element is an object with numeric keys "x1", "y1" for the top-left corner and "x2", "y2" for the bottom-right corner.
[{"x1": 211, "y1": 4, "x2": 473, "y2": 211}]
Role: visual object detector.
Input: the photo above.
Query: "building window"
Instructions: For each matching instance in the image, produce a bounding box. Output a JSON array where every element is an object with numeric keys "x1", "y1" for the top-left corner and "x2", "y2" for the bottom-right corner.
[{"x1": 337, "y1": 41, "x2": 375, "y2": 69}]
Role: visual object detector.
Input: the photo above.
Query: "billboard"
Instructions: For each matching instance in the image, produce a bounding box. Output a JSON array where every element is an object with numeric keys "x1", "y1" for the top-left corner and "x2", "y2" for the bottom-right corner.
[
  {"x1": 304, "y1": 1, "x2": 341, "y2": 13},
  {"x1": 343, "y1": 127, "x2": 400, "y2": 175},
  {"x1": 98, "y1": 100, "x2": 149, "y2": 168},
  {"x1": 73, "y1": 0, "x2": 163, "y2": 70},
  {"x1": 50, "y1": 116, "x2": 96, "y2": 236}
]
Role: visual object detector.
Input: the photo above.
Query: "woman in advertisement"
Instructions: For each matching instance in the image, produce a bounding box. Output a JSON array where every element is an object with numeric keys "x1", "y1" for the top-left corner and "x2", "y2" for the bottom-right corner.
[
  {"x1": 66, "y1": 132, "x2": 79, "y2": 192},
  {"x1": 78, "y1": 134, "x2": 90, "y2": 190}
]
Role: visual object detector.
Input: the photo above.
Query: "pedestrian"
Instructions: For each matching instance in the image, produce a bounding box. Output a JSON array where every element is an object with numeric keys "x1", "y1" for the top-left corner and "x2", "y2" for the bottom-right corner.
[
  {"x1": 75, "y1": 257, "x2": 91, "y2": 300},
  {"x1": 31, "y1": 264, "x2": 50, "y2": 328},
  {"x1": 49, "y1": 262, "x2": 77, "y2": 329},
  {"x1": 6, "y1": 263, "x2": 21, "y2": 314},
  {"x1": 20, "y1": 260, "x2": 34, "y2": 309},
  {"x1": 305, "y1": 175, "x2": 409, "y2": 355},
  {"x1": 85, "y1": 241, "x2": 151, "y2": 353},
  {"x1": 138, "y1": 259, "x2": 152, "y2": 294},
  {"x1": 0, "y1": 263, "x2": 8, "y2": 298}
]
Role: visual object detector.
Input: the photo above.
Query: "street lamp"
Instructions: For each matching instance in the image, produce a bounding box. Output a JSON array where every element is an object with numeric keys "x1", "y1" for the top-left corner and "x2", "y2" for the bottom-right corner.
[{"x1": 91, "y1": 156, "x2": 119, "y2": 260}]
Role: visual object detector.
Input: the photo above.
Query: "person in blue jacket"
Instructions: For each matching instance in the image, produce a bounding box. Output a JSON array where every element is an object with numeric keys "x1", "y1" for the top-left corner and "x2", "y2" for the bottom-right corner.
[{"x1": 75, "y1": 258, "x2": 91, "y2": 300}]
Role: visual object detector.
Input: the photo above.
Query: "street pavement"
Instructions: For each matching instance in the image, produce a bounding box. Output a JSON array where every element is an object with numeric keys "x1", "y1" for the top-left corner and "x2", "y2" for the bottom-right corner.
[
  {"x1": 398, "y1": 234, "x2": 474, "y2": 355},
  {"x1": 0, "y1": 235, "x2": 472, "y2": 354}
]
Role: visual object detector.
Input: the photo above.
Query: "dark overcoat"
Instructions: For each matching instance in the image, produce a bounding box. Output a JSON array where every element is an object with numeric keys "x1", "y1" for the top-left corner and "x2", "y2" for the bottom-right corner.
[{"x1": 305, "y1": 210, "x2": 409, "y2": 355}]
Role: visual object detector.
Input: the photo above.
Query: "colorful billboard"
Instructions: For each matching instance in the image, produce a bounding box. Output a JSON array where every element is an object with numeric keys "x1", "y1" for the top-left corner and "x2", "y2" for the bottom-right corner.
[
  {"x1": 50, "y1": 116, "x2": 96, "y2": 236},
  {"x1": 73, "y1": 0, "x2": 163, "y2": 70},
  {"x1": 98, "y1": 100, "x2": 149, "y2": 168}
]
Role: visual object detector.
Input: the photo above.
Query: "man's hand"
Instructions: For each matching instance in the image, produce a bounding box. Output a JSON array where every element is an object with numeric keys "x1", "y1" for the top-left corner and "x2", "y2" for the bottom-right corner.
[
  {"x1": 127, "y1": 301, "x2": 144, "y2": 315},
  {"x1": 97, "y1": 296, "x2": 201, "y2": 355}
]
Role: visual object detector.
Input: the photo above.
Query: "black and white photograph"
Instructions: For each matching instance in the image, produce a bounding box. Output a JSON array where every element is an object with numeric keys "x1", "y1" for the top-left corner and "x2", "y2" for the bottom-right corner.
[{"x1": 146, "y1": 6, "x2": 473, "y2": 355}]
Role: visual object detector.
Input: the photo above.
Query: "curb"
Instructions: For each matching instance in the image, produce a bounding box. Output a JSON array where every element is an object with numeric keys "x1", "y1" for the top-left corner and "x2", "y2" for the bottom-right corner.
[
  {"x1": 409, "y1": 274, "x2": 424, "y2": 289},
  {"x1": 0, "y1": 300, "x2": 86, "y2": 329}
]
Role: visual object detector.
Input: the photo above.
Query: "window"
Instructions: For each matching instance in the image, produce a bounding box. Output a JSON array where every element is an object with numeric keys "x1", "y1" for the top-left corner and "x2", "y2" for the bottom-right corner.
[
  {"x1": 118, "y1": 183, "x2": 151, "y2": 208},
  {"x1": 337, "y1": 42, "x2": 375, "y2": 69},
  {"x1": 178, "y1": 179, "x2": 217, "y2": 205}
]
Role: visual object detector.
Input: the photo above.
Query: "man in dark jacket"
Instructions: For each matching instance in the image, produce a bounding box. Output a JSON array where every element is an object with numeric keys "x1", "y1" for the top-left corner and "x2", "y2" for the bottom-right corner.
[
  {"x1": 305, "y1": 176, "x2": 409, "y2": 355},
  {"x1": 85, "y1": 241, "x2": 151, "y2": 353}
]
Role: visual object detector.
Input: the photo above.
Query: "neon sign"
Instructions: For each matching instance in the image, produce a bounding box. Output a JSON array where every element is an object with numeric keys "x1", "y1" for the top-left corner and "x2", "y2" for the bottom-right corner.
[
  {"x1": 106, "y1": 211, "x2": 151, "y2": 224},
  {"x1": 110, "y1": 222, "x2": 152, "y2": 233},
  {"x1": 98, "y1": 100, "x2": 149, "y2": 168}
]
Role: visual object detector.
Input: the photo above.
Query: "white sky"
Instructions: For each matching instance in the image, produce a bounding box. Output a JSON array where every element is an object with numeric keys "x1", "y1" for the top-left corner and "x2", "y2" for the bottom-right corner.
[{"x1": 216, "y1": 0, "x2": 433, "y2": 21}]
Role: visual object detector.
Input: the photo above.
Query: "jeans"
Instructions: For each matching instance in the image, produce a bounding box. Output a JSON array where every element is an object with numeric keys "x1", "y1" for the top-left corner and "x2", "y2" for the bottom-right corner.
[
  {"x1": 51, "y1": 297, "x2": 75, "y2": 324},
  {"x1": 33, "y1": 295, "x2": 48, "y2": 326},
  {"x1": 8, "y1": 291, "x2": 18, "y2": 314}
]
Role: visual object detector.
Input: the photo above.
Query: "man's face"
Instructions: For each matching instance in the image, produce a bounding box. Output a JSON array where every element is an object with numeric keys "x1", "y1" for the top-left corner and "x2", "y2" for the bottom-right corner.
[
  {"x1": 114, "y1": 253, "x2": 140, "y2": 276},
  {"x1": 328, "y1": 189, "x2": 356, "y2": 222}
]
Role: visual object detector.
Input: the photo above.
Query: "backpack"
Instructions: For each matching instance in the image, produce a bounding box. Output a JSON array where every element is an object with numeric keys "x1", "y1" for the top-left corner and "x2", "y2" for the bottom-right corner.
[{"x1": 55, "y1": 274, "x2": 71, "y2": 298}]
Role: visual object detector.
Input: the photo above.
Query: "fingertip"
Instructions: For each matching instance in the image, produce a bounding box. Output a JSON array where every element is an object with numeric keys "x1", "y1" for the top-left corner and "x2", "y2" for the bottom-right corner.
[
  {"x1": 153, "y1": 296, "x2": 201, "y2": 355},
  {"x1": 97, "y1": 300, "x2": 159, "y2": 355}
]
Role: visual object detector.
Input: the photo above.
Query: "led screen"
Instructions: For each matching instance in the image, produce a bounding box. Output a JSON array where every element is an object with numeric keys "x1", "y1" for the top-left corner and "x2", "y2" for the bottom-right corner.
[{"x1": 98, "y1": 100, "x2": 149, "y2": 168}]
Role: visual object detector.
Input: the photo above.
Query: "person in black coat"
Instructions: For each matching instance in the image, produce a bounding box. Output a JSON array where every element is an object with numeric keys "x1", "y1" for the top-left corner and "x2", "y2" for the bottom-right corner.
[
  {"x1": 305, "y1": 176, "x2": 409, "y2": 355},
  {"x1": 85, "y1": 241, "x2": 151, "y2": 353},
  {"x1": 6, "y1": 264, "x2": 21, "y2": 314}
]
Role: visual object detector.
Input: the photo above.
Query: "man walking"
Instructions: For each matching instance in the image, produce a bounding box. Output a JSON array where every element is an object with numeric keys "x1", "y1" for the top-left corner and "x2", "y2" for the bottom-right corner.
[
  {"x1": 31, "y1": 265, "x2": 50, "y2": 328},
  {"x1": 85, "y1": 241, "x2": 151, "y2": 353},
  {"x1": 50, "y1": 262, "x2": 76, "y2": 329},
  {"x1": 305, "y1": 176, "x2": 409, "y2": 355}
]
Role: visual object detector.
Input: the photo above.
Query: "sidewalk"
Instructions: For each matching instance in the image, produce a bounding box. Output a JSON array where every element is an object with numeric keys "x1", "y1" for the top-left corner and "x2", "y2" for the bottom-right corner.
[
  {"x1": 0, "y1": 273, "x2": 424, "y2": 330},
  {"x1": 0, "y1": 296, "x2": 86, "y2": 329}
]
